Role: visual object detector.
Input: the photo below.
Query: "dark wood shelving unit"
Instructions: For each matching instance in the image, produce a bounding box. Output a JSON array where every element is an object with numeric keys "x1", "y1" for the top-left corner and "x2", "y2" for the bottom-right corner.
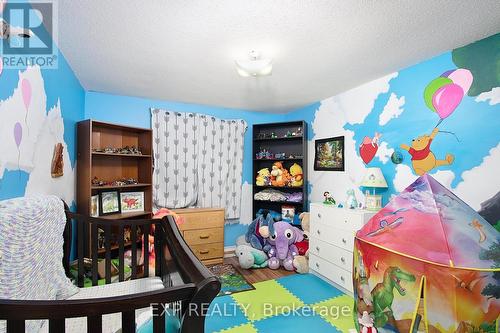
[
  {"x1": 77, "y1": 119, "x2": 153, "y2": 256},
  {"x1": 252, "y1": 121, "x2": 307, "y2": 225}
]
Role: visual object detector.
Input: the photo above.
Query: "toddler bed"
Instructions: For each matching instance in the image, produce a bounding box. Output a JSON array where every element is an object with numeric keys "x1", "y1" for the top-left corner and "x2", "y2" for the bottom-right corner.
[{"x1": 0, "y1": 196, "x2": 221, "y2": 333}]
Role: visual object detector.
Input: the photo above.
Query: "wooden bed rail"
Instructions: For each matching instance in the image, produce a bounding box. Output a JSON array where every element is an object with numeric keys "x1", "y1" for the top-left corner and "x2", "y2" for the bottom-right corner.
[{"x1": 0, "y1": 207, "x2": 221, "y2": 333}]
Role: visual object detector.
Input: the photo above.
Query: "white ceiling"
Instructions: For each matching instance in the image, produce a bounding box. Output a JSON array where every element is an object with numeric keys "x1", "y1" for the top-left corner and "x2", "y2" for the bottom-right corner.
[{"x1": 57, "y1": 1, "x2": 500, "y2": 113}]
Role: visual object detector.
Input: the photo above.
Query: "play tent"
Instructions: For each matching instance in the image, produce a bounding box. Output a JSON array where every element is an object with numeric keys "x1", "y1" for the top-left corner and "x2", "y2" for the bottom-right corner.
[{"x1": 353, "y1": 174, "x2": 499, "y2": 333}]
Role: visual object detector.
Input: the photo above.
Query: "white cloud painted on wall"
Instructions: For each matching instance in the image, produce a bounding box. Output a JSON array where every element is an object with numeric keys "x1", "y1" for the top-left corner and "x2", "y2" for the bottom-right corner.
[
  {"x1": 455, "y1": 142, "x2": 500, "y2": 210},
  {"x1": 309, "y1": 72, "x2": 398, "y2": 205},
  {"x1": 475, "y1": 87, "x2": 500, "y2": 105},
  {"x1": 379, "y1": 93, "x2": 405, "y2": 126},
  {"x1": 375, "y1": 141, "x2": 394, "y2": 164},
  {"x1": 0, "y1": 66, "x2": 75, "y2": 204}
]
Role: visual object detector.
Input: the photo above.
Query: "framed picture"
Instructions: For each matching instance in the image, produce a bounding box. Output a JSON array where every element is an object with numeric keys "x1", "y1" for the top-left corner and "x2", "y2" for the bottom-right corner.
[
  {"x1": 281, "y1": 205, "x2": 296, "y2": 223},
  {"x1": 314, "y1": 136, "x2": 345, "y2": 171},
  {"x1": 90, "y1": 195, "x2": 99, "y2": 217},
  {"x1": 99, "y1": 191, "x2": 120, "y2": 215},
  {"x1": 120, "y1": 191, "x2": 145, "y2": 213}
]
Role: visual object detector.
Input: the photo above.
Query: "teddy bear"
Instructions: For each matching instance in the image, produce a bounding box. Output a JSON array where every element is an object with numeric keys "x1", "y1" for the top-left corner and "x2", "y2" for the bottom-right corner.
[
  {"x1": 271, "y1": 161, "x2": 291, "y2": 186},
  {"x1": 255, "y1": 167, "x2": 271, "y2": 186},
  {"x1": 289, "y1": 163, "x2": 303, "y2": 187},
  {"x1": 400, "y1": 127, "x2": 454, "y2": 176},
  {"x1": 292, "y1": 212, "x2": 310, "y2": 274}
]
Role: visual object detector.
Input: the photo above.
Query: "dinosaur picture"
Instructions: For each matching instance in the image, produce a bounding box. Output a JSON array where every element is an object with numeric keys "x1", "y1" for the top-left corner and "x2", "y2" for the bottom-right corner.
[
  {"x1": 400, "y1": 127, "x2": 454, "y2": 175},
  {"x1": 371, "y1": 267, "x2": 416, "y2": 328}
]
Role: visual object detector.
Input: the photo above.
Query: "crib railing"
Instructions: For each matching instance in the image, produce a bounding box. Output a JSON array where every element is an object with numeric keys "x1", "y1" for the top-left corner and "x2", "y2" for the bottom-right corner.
[{"x1": 0, "y1": 210, "x2": 221, "y2": 333}]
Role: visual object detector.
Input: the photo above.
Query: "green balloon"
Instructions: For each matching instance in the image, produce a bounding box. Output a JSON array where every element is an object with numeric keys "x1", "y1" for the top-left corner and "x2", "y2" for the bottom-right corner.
[{"x1": 423, "y1": 77, "x2": 453, "y2": 112}]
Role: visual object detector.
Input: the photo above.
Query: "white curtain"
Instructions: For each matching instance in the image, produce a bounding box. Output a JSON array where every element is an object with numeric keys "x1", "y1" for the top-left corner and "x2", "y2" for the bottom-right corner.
[{"x1": 151, "y1": 108, "x2": 247, "y2": 219}]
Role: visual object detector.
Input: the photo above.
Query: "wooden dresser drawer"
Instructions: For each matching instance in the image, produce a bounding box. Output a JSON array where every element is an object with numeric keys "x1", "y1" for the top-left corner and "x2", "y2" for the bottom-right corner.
[
  {"x1": 310, "y1": 254, "x2": 353, "y2": 293},
  {"x1": 190, "y1": 243, "x2": 224, "y2": 261},
  {"x1": 310, "y1": 220, "x2": 355, "y2": 251},
  {"x1": 184, "y1": 227, "x2": 224, "y2": 245},
  {"x1": 309, "y1": 236, "x2": 353, "y2": 272},
  {"x1": 176, "y1": 208, "x2": 225, "y2": 231}
]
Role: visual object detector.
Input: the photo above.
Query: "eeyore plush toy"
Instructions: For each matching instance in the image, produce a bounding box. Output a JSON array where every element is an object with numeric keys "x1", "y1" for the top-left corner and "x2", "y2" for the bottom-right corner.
[{"x1": 266, "y1": 220, "x2": 303, "y2": 271}]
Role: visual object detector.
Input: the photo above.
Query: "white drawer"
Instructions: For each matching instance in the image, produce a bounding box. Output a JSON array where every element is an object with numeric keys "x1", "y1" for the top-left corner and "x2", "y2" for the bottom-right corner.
[
  {"x1": 311, "y1": 204, "x2": 373, "y2": 232},
  {"x1": 310, "y1": 254, "x2": 353, "y2": 293},
  {"x1": 310, "y1": 220, "x2": 355, "y2": 251},
  {"x1": 309, "y1": 236, "x2": 353, "y2": 272}
]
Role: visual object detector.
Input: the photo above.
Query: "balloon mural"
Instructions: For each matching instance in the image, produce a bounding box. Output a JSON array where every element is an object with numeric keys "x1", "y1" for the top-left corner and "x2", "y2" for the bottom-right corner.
[
  {"x1": 423, "y1": 69, "x2": 473, "y2": 127},
  {"x1": 21, "y1": 78, "x2": 31, "y2": 132},
  {"x1": 0, "y1": 0, "x2": 6, "y2": 14},
  {"x1": 14, "y1": 122, "x2": 22, "y2": 170},
  {"x1": 359, "y1": 132, "x2": 381, "y2": 165}
]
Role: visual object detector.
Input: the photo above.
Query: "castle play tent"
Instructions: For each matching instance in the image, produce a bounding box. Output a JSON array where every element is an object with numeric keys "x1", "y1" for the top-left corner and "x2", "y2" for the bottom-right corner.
[{"x1": 353, "y1": 175, "x2": 499, "y2": 333}]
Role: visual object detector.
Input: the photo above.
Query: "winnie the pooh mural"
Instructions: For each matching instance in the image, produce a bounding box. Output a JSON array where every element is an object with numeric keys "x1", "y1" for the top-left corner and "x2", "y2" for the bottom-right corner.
[{"x1": 353, "y1": 175, "x2": 499, "y2": 333}]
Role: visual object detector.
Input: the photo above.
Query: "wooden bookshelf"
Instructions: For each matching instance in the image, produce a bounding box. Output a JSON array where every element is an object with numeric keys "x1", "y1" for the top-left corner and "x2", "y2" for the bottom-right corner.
[{"x1": 77, "y1": 119, "x2": 153, "y2": 256}]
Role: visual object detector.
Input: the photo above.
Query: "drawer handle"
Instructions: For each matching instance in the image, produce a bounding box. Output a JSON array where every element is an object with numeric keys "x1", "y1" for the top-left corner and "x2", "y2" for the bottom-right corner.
[
  {"x1": 199, "y1": 235, "x2": 210, "y2": 239},
  {"x1": 199, "y1": 250, "x2": 210, "y2": 254},
  {"x1": 315, "y1": 262, "x2": 320, "y2": 268},
  {"x1": 316, "y1": 246, "x2": 320, "y2": 252},
  {"x1": 342, "y1": 238, "x2": 347, "y2": 244},
  {"x1": 340, "y1": 257, "x2": 346, "y2": 263},
  {"x1": 340, "y1": 276, "x2": 345, "y2": 282},
  {"x1": 317, "y1": 230, "x2": 321, "y2": 235},
  {"x1": 344, "y1": 220, "x2": 347, "y2": 223},
  {"x1": 317, "y1": 213, "x2": 322, "y2": 218}
]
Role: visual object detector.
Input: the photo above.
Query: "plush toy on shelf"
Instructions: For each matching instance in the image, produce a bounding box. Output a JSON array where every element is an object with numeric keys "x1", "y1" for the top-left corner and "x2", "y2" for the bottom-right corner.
[
  {"x1": 235, "y1": 245, "x2": 268, "y2": 269},
  {"x1": 256, "y1": 167, "x2": 271, "y2": 186},
  {"x1": 270, "y1": 162, "x2": 284, "y2": 186},
  {"x1": 289, "y1": 163, "x2": 303, "y2": 187},
  {"x1": 293, "y1": 212, "x2": 310, "y2": 274}
]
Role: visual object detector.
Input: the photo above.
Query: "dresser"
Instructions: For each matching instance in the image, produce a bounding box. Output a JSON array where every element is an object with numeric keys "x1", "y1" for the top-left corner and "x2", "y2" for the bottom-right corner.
[
  {"x1": 173, "y1": 208, "x2": 225, "y2": 265},
  {"x1": 309, "y1": 203, "x2": 375, "y2": 293}
]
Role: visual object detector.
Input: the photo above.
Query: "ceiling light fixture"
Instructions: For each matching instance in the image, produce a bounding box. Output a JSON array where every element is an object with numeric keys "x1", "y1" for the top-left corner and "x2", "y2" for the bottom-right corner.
[{"x1": 235, "y1": 50, "x2": 272, "y2": 77}]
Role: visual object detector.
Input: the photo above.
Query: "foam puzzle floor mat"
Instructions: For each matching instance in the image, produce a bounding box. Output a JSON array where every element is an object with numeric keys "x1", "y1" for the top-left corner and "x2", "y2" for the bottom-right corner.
[{"x1": 204, "y1": 273, "x2": 356, "y2": 333}]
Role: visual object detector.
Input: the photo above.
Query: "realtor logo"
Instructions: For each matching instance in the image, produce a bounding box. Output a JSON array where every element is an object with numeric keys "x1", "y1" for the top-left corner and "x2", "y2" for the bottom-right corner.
[{"x1": 1, "y1": 0, "x2": 58, "y2": 69}]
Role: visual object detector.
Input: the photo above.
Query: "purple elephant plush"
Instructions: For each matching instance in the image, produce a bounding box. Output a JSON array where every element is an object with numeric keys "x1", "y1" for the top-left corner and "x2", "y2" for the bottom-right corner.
[{"x1": 266, "y1": 221, "x2": 304, "y2": 271}]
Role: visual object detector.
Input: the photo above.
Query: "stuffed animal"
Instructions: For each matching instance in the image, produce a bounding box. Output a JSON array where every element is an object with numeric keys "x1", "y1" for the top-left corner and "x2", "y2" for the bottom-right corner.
[
  {"x1": 358, "y1": 311, "x2": 377, "y2": 333},
  {"x1": 255, "y1": 168, "x2": 271, "y2": 186},
  {"x1": 243, "y1": 214, "x2": 273, "y2": 251},
  {"x1": 289, "y1": 163, "x2": 303, "y2": 187},
  {"x1": 235, "y1": 245, "x2": 268, "y2": 269},
  {"x1": 267, "y1": 220, "x2": 303, "y2": 271},
  {"x1": 293, "y1": 212, "x2": 310, "y2": 274},
  {"x1": 270, "y1": 162, "x2": 284, "y2": 186}
]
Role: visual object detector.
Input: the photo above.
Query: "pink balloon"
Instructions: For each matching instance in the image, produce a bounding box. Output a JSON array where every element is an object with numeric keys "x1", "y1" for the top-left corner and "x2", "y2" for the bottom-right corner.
[
  {"x1": 447, "y1": 69, "x2": 473, "y2": 94},
  {"x1": 14, "y1": 122, "x2": 22, "y2": 147},
  {"x1": 432, "y1": 83, "x2": 463, "y2": 119},
  {"x1": 0, "y1": 1, "x2": 6, "y2": 14},
  {"x1": 21, "y1": 78, "x2": 31, "y2": 110}
]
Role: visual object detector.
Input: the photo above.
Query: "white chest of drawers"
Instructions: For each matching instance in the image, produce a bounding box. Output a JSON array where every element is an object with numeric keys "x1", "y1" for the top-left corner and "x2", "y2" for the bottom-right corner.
[{"x1": 309, "y1": 203, "x2": 375, "y2": 293}]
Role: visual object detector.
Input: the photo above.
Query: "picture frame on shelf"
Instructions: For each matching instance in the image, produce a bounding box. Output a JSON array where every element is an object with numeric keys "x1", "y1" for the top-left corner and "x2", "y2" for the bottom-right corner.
[
  {"x1": 99, "y1": 191, "x2": 120, "y2": 215},
  {"x1": 281, "y1": 205, "x2": 296, "y2": 223},
  {"x1": 314, "y1": 136, "x2": 345, "y2": 171},
  {"x1": 90, "y1": 195, "x2": 99, "y2": 217},
  {"x1": 120, "y1": 191, "x2": 145, "y2": 213}
]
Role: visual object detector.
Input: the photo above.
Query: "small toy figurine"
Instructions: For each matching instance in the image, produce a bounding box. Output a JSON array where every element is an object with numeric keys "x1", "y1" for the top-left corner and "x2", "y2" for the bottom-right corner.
[
  {"x1": 337, "y1": 203, "x2": 344, "y2": 208},
  {"x1": 358, "y1": 311, "x2": 377, "y2": 333},
  {"x1": 323, "y1": 191, "x2": 336, "y2": 205},
  {"x1": 285, "y1": 130, "x2": 292, "y2": 137},
  {"x1": 297, "y1": 127, "x2": 303, "y2": 136},
  {"x1": 346, "y1": 189, "x2": 358, "y2": 209},
  {"x1": 270, "y1": 132, "x2": 278, "y2": 139}
]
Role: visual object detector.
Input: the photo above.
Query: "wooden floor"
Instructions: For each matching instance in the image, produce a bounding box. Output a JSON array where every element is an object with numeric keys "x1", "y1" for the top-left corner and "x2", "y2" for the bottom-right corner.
[{"x1": 224, "y1": 256, "x2": 295, "y2": 284}]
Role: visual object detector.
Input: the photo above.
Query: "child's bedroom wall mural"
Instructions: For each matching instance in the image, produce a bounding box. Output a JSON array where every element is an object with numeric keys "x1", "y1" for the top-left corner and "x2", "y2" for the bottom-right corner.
[
  {"x1": 0, "y1": 44, "x2": 85, "y2": 206},
  {"x1": 287, "y1": 33, "x2": 500, "y2": 227}
]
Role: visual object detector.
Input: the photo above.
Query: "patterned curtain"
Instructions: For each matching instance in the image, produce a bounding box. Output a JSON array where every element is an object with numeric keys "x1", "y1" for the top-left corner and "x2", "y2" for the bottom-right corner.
[{"x1": 151, "y1": 108, "x2": 247, "y2": 219}]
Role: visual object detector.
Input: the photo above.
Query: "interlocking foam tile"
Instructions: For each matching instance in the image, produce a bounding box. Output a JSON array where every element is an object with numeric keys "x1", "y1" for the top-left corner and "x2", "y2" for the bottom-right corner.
[
  {"x1": 252, "y1": 306, "x2": 342, "y2": 333},
  {"x1": 205, "y1": 295, "x2": 250, "y2": 333},
  {"x1": 312, "y1": 294, "x2": 356, "y2": 333},
  {"x1": 276, "y1": 273, "x2": 344, "y2": 304},
  {"x1": 231, "y1": 280, "x2": 304, "y2": 322},
  {"x1": 217, "y1": 323, "x2": 258, "y2": 333}
]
